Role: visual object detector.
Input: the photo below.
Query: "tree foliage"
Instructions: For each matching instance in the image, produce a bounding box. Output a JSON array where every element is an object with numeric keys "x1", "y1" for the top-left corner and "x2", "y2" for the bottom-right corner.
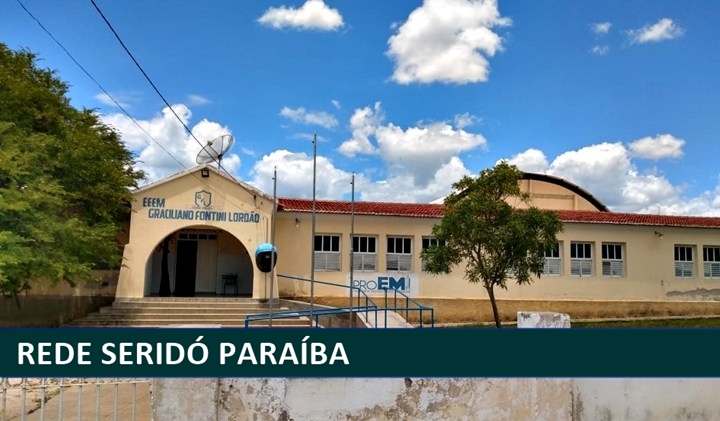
[
  {"x1": 421, "y1": 162, "x2": 563, "y2": 328},
  {"x1": 0, "y1": 44, "x2": 144, "y2": 296}
]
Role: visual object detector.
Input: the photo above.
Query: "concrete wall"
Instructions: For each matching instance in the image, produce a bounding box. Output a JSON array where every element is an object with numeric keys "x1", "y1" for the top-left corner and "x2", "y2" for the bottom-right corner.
[
  {"x1": 0, "y1": 270, "x2": 118, "y2": 327},
  {"x1": 152, "y1": 378, "x2": 720, "y2": 420},
  {"x1": 149, "y1": 315, "x2": 720, "y2": 420},
  {"x1": 572, "y1": 379, "x2": 720, "y2": 420},
  {"x1": 153, "y1": 378, "x2": 571, "y2": 421}
]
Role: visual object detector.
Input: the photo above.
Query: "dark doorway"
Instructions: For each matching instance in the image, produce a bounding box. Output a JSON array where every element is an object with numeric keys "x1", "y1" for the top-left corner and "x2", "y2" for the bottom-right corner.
[{"x1": 175, "y1": 240, "x2": 198, "y2": 296}]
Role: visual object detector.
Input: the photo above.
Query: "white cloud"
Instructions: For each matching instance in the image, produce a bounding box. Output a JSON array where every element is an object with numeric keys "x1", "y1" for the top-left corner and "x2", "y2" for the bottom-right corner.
[
  {"x1": 375, "y1": 121, "x2": 486, "y2": 185},
  {"x1": 258, "y1": 0, "x2": 344, "y2": 31},
  {"x1": 454, "y1": 113, "x2": 480, "y2": 129},
  {"x1": 94, "y1": 92, "x2": 142, "y2": 109},
  {"x1": 590, "y1": 45, "x2": 610, "y2": 56},
  {"x1": 101, "y1": 104, "x2": 239, "y2": 183},
  {"x1": 546, "y1": 142, "x2": 638, "y2": 207},
  {"x1": 249, "y1": 141, "x2": 472, "y2": 203},
  {"x1": 639, "y1": 180, "x2": 720, "y2": 216},
  {"x1": 620, "y1": 170, "x2": 678, "y2": 210},
  {"x1": 280, "y1": 106, "x2": 339, "y2": 129},
  {"x1": 386, "y1": 0, "x2": 511, "y2": 85},
  {"x1": 292, "y1": 133, "x2": 329, "y2": 143},
  {"x1": 187, "y1": 94, "x2": 210, "y2": 105},
  {"x1": 628, "y1": 18, "x2": 684, "y2": 44},
  {"x1": 503, "y1": 148, "x2": 549, "y2": 174},
  {"x1": 592, "y1": 22, "x2": 612, "y2": 35},
  {"x1": 331, "y1": 99, "x2": 341, "y2": 109},
  {"x1": 339, "y1": 102, "x2": 486, "y2": 187},
  {"x1": 240, "y1": 147, "x2": 257, "y2": 157},
  {"x1": 361, "y1": 157, "x2": 471, "y2": 203},
  {"x1": 501, "y1": 142, "x2": 711, "y2": 214},
  {"x1": 249, "y1": 149, "x2": 358, "y2": 199},
  {"x1": 337, "y1": 103, "x2": 383, "y2": 157},
  {"x1": 95, "y1": 93, "x2": 128, "y2": 108},
  {"x1": 629, "y1": 134, "x2": 685, "y2": 160}
]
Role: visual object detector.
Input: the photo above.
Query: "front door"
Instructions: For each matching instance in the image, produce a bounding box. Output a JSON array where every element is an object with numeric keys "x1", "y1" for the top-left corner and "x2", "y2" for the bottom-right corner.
[
  {"x1": 195, "y1": 236, "x2": 218, "y2": 293},
  {"x1": 175, "y1": 239, "x2": 197, "y2": 297}
]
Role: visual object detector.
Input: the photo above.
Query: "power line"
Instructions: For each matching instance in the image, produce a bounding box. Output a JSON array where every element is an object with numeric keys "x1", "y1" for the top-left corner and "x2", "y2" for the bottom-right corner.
[
  {"x1": 15, "y1": 0, "x2": 188, "y2": 176},
  {"x1": 17, "y1": 0, "x2": 251, "y2": 207},
  {"x1": 89, "y1": 0, "x2": 242, "y2": 181},
  {"x1": 89, "y1": 2, "x2": 202, "y2": 149}
]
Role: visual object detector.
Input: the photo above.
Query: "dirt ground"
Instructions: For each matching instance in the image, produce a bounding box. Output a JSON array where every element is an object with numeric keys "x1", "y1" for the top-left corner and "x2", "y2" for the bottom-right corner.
[{"x1": 300, "y1": 296, "x2": 720, "y2": 324}]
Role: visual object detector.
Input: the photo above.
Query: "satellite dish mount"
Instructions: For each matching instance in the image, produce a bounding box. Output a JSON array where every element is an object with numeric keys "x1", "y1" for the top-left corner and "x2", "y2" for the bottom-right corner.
[{"x1": 195, "y1": 134, "x2": 234, "y2": 169}]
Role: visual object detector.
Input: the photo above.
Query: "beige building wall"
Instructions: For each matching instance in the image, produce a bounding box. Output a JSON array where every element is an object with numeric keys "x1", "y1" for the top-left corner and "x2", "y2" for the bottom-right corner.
[
  {"x1": 518, "y1": 178, "x2": 602, "y2": 211},
  {"x1": 275, "y1": 213, "x2": 720, "y2": 301},
  {"x1": 498, "y1": 223, "x2": 720, "y2": 300},
  {"x1": 117, "y1": 166, "x2": 720, "y2": 302},
  {"x1": 274, "y1": 213, "x2": 467, "y2": 298},
  {"x1": 116, "y1": 166, "x2": 277, "y2": 299}
]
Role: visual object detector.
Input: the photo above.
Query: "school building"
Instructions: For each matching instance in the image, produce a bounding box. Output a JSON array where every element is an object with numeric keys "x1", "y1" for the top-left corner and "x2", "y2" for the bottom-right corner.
[{"x1": 115, "y1": 165, "x2": 720, "y2": 303}]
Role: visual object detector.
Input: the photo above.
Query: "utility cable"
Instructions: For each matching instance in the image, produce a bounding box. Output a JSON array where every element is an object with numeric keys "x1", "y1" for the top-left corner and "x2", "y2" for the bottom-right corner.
[
  {"x1": 17, "y1": 0, "x2": 260, "y2": 213},
  {"x1": 89, "y1": 0, "x2": 244, "y2": 184},
  {"x1": 15, "y1": 0, "x2": 188, "y2": 176}
]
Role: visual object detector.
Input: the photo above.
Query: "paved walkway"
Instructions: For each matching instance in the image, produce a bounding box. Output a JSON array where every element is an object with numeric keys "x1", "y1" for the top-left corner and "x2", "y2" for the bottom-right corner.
[{"x1": 361, "y1": 310, "x2": 415, "y2": 328}]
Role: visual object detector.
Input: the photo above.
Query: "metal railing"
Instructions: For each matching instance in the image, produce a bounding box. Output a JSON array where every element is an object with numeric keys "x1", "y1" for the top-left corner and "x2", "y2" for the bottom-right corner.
[
  {"x1": 1, "y1": 378, "x2": 151, "y2": 421},
  {"x1": 244, "y1": 274, "x2": 434, "y2": 328},
  {"x1": 380, "y1": 287, "x2": 435, "y2": 328},
  {"x1": 249, "y1": 274, "x2": 379, "y2": 328},
  {"x1": 244, "y1": 305, "x2": 378, "y2": 329}
]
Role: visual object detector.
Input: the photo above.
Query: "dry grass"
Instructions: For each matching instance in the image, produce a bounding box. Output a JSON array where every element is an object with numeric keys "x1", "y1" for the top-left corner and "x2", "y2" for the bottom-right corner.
[{"x1": 289, "y1": 296, "x2": 720, "y2": 324}]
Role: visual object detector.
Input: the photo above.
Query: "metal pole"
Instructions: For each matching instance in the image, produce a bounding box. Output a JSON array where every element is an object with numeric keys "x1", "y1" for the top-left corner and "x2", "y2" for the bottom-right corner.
[
  {"x1": 40, "y1": 378, "x2": 46, "y2": 420},
  {"x1": 310, "y1": 134, "x2": 317, "y2": 322},
  {"x1": 2, "y1": 377, "x2": 7, "y2": 421},
  {"x1": 58, "y1": 378, "x2": 64, "y2": 421},
  {"x1": 20, "y1": 378, "x2": 25, "y2": 421},
  {"x1": 95, "y1": 380, "x2": 100, "y2": 421},
  {"x1": 349, "y1": 173, "x2": 355, "y2": 327},
  {"x1": 269, "y1": 167, "x2": 277, "y2": 327}
]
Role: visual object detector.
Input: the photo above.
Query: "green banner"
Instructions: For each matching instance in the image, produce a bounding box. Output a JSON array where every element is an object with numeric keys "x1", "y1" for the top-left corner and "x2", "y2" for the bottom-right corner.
[{"x1": 2, "y1": 328, "x2": 719, "y2": 377}]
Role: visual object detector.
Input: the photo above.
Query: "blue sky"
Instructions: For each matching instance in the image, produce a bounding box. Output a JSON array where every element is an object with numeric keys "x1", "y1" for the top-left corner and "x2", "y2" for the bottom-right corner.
[{"x1": 2, "y1": 0, "x2": 719, "y2": 215}]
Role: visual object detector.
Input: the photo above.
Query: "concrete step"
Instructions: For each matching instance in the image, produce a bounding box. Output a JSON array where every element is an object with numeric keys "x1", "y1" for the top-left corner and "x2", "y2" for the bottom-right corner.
[
  {"x1": 100, "y1": 307, "x2": 270, "y2": 315},
  {"x1": 112, "y1": 301, "x2": 266, "y2": 309},
  {"x1": 66, "y1": 318, "x2": 311, "y2": 327},
  {"x1": 67, "y1": 302, "x2": 313, "y2": 328},
  {"x1": 67, "y1": 298, "x2": 316, "y2": 328},
  {"x1": 83, "y1": 313, "x2": 276, "y2": 321},
  {"x1": 115, "y1": 297, "x2": 260, "y2": 302}
]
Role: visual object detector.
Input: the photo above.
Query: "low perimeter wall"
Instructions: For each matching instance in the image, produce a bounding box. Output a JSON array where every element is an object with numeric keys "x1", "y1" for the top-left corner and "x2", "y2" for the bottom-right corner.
[
  {"x1": 152, "y1": 314, "x2": 720, "y2": 420},
  {"x1": 0, "y1": 271, "x2": 118, "y2": 327},
  {"x1": 152, "y1": 378, "x2": 720, "y2": 420},
  {"x1": 153, "y1": 378, "x2": 570, "y2": 420}
]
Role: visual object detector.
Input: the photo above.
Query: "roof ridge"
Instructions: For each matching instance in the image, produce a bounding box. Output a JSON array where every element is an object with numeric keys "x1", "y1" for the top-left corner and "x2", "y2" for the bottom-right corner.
[{"x1": 278, "y1": 199, "x2": 720, "y2": 228}]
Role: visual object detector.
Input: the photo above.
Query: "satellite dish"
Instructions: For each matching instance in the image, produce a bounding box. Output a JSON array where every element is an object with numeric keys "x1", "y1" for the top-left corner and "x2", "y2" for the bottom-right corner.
[{"x1": 195, "y1": 134, "x2": 234, "y2": 167}]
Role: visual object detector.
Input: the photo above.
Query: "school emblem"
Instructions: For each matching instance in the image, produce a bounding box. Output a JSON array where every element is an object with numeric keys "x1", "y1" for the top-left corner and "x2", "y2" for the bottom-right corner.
[{"x1": 194, "y1": 190, "x2": 212, "y2": 208}]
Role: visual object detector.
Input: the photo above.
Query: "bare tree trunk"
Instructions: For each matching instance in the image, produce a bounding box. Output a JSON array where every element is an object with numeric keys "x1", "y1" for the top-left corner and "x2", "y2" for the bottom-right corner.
[{"x1": 485, "y1": 285, "x2": 501, "y2": 328}]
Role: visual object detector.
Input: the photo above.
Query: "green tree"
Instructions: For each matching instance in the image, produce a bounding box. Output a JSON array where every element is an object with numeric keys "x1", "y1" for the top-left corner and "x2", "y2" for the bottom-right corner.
[
  {"x1": 422, "y1": 162, "x2": 563, "y2": 328},
  {"x1": 0, "y1": 44, "x2": 144, "y2": 297}
]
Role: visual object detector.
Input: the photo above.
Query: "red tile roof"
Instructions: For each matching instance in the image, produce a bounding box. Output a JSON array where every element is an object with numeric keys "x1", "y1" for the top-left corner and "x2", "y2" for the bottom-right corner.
[
  {"x1": 277, "y1": 198, "x2": 720, "y2": 228},
  {"x1": 556, "y1": 210, "x2": 720, "y2": 229},
  {"x1": 278, "y1": 198, "x2": 444, "y2": 218}
]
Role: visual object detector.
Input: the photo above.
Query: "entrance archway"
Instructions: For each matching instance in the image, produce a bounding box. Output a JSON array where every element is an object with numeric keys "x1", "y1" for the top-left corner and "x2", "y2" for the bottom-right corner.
[{"x1": 145, "y1": 227, "x2": 253, "y2": 297}]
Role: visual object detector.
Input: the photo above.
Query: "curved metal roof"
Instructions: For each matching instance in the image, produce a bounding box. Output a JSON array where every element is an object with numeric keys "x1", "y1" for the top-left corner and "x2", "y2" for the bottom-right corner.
[{"x1": 521, "y1": 172, "x2": 610, "y2": 212}]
